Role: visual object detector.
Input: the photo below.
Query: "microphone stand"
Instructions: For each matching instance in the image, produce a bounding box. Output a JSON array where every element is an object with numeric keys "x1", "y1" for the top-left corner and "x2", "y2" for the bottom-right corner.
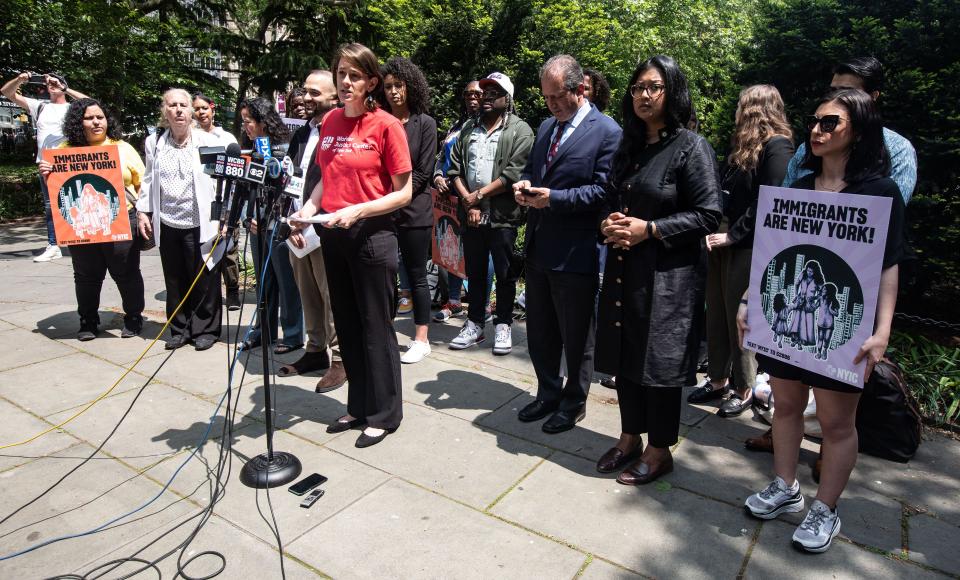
[{"x1": 239, "y1": 181, "x2": 302, "y2": 489}]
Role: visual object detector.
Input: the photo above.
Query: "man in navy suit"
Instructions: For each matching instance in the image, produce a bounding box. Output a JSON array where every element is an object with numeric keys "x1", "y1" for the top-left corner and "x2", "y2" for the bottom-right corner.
[{"x1": 512, "y1": 54, "x2": 622, "y2": 433}]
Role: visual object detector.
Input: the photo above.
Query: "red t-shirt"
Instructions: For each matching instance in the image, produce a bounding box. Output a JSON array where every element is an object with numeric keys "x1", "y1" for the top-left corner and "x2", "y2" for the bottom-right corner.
[{"x1": 316, "y1": 107, "x2": 412, "y2": 213}]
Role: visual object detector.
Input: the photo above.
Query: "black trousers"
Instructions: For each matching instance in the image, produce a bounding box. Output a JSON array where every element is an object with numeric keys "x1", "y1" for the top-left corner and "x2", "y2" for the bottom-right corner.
[
  {"x1": 463, "y1": 225, "x2": 517, "y2": 326},
  {"x1": 617, "y1": 378, "x2": 683, "y2": 448},
  {"x1": 319, "y1": 218, "x2": 402, "y2": 430},
  {"x1": 70, "y1": 209, "x2": 144, "y2": 328},
  {"x1": 525, "y1": 262, "x2": 597, "y2": 411},
  {"x1": 398, "y1": 226, "x2": 432, "y2": 326},
  {"x1": 159, "y1": 223, "x2": 222, "y2": 341}
]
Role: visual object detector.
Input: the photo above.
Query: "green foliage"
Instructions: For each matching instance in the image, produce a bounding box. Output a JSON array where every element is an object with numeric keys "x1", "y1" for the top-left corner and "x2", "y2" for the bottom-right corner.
[
  {"x1": 889, "y1": 331, "x2": 960, "y2": 428},
  {"x1": 0, "y1": 161, "x2": 43, "y2": 221}
]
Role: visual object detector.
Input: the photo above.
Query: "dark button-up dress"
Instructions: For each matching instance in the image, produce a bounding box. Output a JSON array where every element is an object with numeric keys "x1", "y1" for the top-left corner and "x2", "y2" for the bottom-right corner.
[{"x1": 595, "y1": 128, "x2": 722, "y2": 387}]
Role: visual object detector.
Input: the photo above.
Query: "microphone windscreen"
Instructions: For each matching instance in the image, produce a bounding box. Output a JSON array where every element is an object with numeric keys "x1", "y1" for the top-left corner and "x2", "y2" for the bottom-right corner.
[{"x1": 226, "y1": 142, "x2": 242, "y2": 156}]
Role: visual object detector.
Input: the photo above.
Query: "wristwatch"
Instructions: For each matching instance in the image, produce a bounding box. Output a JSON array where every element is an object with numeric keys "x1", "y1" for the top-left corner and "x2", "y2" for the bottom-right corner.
[{"x1": 646, "y1": 220, "x2": 654, "y2": 238}]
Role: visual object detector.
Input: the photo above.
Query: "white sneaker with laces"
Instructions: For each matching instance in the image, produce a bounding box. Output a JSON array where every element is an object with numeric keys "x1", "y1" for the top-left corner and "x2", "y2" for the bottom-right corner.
[
  {"x1": 493, "y1": 323, "x2": 512, "y2": 355},
  {"x1": 34, "y1": 245, "x2": 62, "y2": 262},
  {"x1": 449, "y1": 320, "x2": 484, "y2": 350},
  {"x1": 400, "y1": 339, "x2": 431, "y2": 364},
  {"x1": 792, "y1": 499, "x2": 841, "y2": 553},
  {"x1": 744, "y1": 476, "x2": 805, "y2": 519}
]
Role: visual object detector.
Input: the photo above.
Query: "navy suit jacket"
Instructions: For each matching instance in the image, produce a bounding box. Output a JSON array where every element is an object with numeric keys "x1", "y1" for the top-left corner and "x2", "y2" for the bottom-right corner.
[{"x1": 522, "y1": 104, "x2": 622, "y2": 274}]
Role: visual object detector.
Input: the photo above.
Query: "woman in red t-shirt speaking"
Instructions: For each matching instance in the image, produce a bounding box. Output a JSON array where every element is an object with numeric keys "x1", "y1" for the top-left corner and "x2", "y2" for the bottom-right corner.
[{"x1": 289, "y1": 43, "x2": 413, "y2": 448}]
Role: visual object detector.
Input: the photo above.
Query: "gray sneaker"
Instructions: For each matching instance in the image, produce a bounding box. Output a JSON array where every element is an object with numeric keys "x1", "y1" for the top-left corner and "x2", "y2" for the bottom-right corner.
[
  {"x1": 792, "y1": 499, "x2": 841, "y2": 553},
  {"x1": 744, "y1": 476, "x2": 805, "y2": 520},
  {"x1": 449, "y1": 320, "x2": 485, "y2": 350}
]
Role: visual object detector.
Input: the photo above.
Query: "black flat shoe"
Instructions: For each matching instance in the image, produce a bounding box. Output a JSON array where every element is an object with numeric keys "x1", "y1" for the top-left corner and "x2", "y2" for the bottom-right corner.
[
  {"x1": 518, "y1": 400, "x2": 559, "y2": 423},
  {"x1": 717, "y1": 395, "x2": 752, "y2": 418},
  {"x1": 326, "y1": 416, "x2": 366, "y2": 434},
  {"x1": 596, "y1": 445, "x2": 642, "y2": 473},
  {"x1": 165, "y1": 335, "x2": 189, "y2": 350},
  {"x1": 687, "y1": 383, "x2": 729, "y2": 404},
  {"x1": 542, "y1": 407, "x2": 586, "y2": 434},
  {"x1": 599, "y1": 376, "x2": 617, "y2": 389},
  {"x1": 77, "y1": 329, "x2": 97, "y2": 342},
  {"x1": 355, "y1": 428, "x2": 396, "y2": 448},
  {"x1": 194, "y1": 336, "x2": 218, "y2": 351}
]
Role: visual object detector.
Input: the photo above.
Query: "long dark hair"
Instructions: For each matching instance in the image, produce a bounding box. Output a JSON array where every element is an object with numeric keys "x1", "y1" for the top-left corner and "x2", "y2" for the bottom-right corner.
[
  {"x1": 800, "y1": 88, "x2": 889, "y2": 184},
  {"x1": 239, "y1": 96, "x2": 290, "y2": 145},
  {"x1": 379, "y1": 57, "x2": 431, "y2": 115},
  {"x1": 583, "y1": 68, "x2": 611, "y2": 113},
  {"x1": 799, "y1": 260, "x2": 825, "y2": 287},
  {"x1": 62, "y1": 98, "x2": 122, "y2": 146},
  {"x1": 611, "y1": 55, "x2": 693, "y2": 184},
  {"x1": 822, "y1": 283, "x2": 840, "y2": 310}
]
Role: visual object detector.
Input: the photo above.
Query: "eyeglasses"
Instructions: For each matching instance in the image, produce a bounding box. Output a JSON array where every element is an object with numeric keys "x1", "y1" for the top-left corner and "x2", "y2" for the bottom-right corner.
[
  {"x1": 629, "y1": 83, "x2": 665, "y2": 99},
  {"x1": 807, "y1": 114, "x2": 847, "y2": 133},
  {"x1": 482, "y1": 90, "x2": 506, "y2": 99},
  {"x1": 462, "y1": 90, "x2": 483, "y2": 99}
]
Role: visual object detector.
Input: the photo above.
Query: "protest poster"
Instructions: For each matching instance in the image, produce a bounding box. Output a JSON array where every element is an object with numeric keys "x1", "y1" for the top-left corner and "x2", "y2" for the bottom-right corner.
[
  {"x1": 743, "y1": 185, "x2": 892, "y2": 388},
  {"x1": 431, "y1": 188, "x2": 465, "y2": 279},
  {"x1": 42, "y1": 144, "x2": 132, "y2": 246}
]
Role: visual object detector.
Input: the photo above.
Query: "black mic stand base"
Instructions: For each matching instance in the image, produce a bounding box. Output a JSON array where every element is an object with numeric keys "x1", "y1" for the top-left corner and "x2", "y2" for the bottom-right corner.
[{"x1": 240, "y1": 451, "x2": 302, "y2": 489}]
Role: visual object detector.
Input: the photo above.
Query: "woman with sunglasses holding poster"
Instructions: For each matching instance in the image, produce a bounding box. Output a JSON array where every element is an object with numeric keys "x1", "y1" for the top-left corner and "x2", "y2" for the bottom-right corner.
[
  {"x1": 288, "y1": 43, "x2": 412, "y2": 448},
  {"x1": 739, "y1": 88, "x2": 907, "y2": 554},
  {"x1": 594, "y1": 55, "x2": 721, "y2": 484}
]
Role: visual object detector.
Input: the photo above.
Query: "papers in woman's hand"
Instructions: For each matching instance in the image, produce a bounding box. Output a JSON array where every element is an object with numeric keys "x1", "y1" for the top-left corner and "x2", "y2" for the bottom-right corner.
[
  {"x1": 286, "y1": 222, "x2": 322, "y2": 257},
  {"x1": 286, "y1": 214, "x2": 334, "y2": 225}
]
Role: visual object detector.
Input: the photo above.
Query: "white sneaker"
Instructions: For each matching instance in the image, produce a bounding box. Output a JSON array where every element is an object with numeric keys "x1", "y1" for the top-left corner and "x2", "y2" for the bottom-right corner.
[
  {"x1": 34, "y1": 245, "x2": 62, "y2": 262},
  {"x1": 493, "y1": 323, "x2": 512, "y2": 355},
  {"x1": 744, "y1": 476, "x2": 805, "y2": 519},
  {"x1": 449, "y1": 320, "x2": 484, "y2": 350},
  {"x1": 400, "y1": 340, "x2": 431, "y2": 364},
  {"x1": 792, "y1": 499, "x2": 841, "y2": 553}
]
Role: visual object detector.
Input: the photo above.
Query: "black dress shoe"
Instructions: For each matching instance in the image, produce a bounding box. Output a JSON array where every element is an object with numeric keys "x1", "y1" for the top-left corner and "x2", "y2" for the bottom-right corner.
[
  {"x1": 193, "y1": 336, "x2": 218, "y2": 351},
  {"x1": 517, "y1": 400, "x2": 558, "y2": 423},
  {"x1": 686, "y1": 382, "x2": 729, "y2": 404},
  {"x1": 599, "y1": 376, "x2": 617, "y2": 389},
  {"x1": 165, "y1": 335, "x2": 189, "y2": 350},
  {"x1": 77, "y1": 329, "x2": 97, "y2": 342},
  {"x1": 355, "y1": 428, "x2": 395, "y2": 448},
  {"x1": 226, "y1": 292, "x2": 241, "y2": 311},
  {"x1": 326, "y1": 416, "x2": 367, "y2": 434},
  {"x1": 542, "y1": 406, "x2": 586, "y2": 434},
  {"x1": 616, "y1": 453, "x2": 674, "y2": 485},
  {"x1": 717, "y1": 394, "x2": 751, "y2": 418},
  {"x1": 596, "y1": 445, "x2": 642, "y2": 473}
]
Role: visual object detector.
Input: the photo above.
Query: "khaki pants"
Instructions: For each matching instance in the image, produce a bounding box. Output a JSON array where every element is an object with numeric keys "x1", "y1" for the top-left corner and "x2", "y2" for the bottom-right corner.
[
  {"x1": 290, "y1": 247, "x2": 340, "y2": 361},
  {"x1": 705, "y1": 245, "x2": 757, "y2": 392}
]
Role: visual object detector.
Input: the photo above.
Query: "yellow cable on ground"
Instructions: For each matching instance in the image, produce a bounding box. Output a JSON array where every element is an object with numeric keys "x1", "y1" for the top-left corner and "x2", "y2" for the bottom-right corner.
[{"x1": 0, "y1": 233, "x2": 223, "y2": 450}]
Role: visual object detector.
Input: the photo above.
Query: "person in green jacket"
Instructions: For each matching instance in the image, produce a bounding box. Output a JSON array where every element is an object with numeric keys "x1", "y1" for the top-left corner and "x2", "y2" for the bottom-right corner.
[{"x1": 446, "y1": 73, "x2": 534, "y2": 354}]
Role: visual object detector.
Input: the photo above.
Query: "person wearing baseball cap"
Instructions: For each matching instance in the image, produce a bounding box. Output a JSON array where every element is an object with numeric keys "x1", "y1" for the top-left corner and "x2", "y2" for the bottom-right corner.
[{"x1": 446, "y1": 72, "x2": 533, "y2": 355}]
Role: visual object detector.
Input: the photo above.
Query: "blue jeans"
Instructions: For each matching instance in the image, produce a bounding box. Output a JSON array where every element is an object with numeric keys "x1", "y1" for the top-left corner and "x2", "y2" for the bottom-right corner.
[
  {"x1": 39, "y1": 174, "x2": 57, "y2": 246},
  {"x1": 249, "y1": 229, "x2": 304, "y2": 347}
]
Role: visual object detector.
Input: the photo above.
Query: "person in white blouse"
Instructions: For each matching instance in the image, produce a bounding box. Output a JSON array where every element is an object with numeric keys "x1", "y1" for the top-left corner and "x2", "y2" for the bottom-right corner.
[{"x1": 136, "y1": 88, "x2": 223, "y2": 351}]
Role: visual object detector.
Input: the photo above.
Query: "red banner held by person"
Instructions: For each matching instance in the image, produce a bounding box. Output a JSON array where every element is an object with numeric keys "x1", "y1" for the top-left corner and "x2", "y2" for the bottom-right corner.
[
  {"x1": 42, "y1": 144, "x2": 131, "y2": 245},
  {"x1": 431, "y1": 188, "x2": 465, "y2": 279}
]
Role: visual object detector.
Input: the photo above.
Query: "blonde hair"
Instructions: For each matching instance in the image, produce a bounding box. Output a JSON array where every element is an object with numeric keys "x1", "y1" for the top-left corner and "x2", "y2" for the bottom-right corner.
[
  {"x1": 157, "y1": 88, "x2": 194, "y2": 129},
  {"x1": 331, "y1": 43, "x2": 383, "y2": 112},
  {"x1": 728, "y1": 85, "x2": 793, "y2": 171}
]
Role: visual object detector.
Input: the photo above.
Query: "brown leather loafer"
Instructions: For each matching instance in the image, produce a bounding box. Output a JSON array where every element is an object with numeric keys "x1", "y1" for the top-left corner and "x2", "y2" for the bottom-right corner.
[
  {"x1": 596, "y1": 445, "x2": 642, "y2": 474},
  {"x1": 315, "y1": 362, "x2": 347, "y2": 393},
  {"x1": 744, "y1": 427, "x2": 774, "y2": 453},
  {"x1": 616, "y1": 454, "x2": 674, "y2": 485}
]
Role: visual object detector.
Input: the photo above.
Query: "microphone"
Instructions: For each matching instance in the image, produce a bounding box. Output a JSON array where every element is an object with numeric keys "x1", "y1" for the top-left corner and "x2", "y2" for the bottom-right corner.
[{"x1": 208, "y1": 143, "x2": 246, "y2": 220}]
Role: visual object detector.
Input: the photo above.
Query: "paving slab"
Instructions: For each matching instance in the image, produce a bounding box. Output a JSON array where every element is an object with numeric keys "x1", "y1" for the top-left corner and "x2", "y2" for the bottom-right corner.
[
  {"x1": 579, "y1": 558, "x2": 647, "y2": 580},
  {"x1": 744, "y1": 519, "x2": 942, "y2": 580},
  {"x1": 491, "y1": 450, "x2": 756, "y2": 578},
  {"x1": 0, "y1": 444, "x2": 198, "y2": 579},
  {"x1": 0, "y1": 326, "x2": 75, "y2": 373},
  {"x1": 143, "y1": 427, "x2": 392, "y2": 547},
  {"x1": 0, "y1": 351, "x2": 146, "y2": 417},
  {"x1": 476, "y1": 389, "x2": 622, "y2": 462},
  {"x1": 0, "y1": 398, "x2": 78, "y2": 474},
  {"x1": 76, "y1": 510, "x2": 322, "y2": 579},
  {"x1": 325, "y1": 402, "x2": 550, "y2": 509},
  {"x1": 907, "y1": 513, "x2": 960, "y2": 575},
  {"x1": 45, "y1": 382, "x2": 222, "y2": 469},
  {"x1": 286, "y1": 478, "x2": 586, "y2": 579}
]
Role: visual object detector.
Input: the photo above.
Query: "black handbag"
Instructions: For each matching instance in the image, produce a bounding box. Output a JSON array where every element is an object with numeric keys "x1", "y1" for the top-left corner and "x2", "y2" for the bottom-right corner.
[{"x1": 855, "y1": 356, "x2": 923, "y2": 462}]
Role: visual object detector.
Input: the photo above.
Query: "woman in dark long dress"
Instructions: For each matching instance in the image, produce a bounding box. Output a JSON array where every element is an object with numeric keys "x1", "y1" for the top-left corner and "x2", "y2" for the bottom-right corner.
[{"x1": 593, "y1": 55, "x2": 721, "y2": 484}]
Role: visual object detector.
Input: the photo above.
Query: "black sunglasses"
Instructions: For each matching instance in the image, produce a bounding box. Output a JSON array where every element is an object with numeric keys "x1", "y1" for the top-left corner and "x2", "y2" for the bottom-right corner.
[{"x1": 807, "y1": 114, "x2": 847, "y2": 133}]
